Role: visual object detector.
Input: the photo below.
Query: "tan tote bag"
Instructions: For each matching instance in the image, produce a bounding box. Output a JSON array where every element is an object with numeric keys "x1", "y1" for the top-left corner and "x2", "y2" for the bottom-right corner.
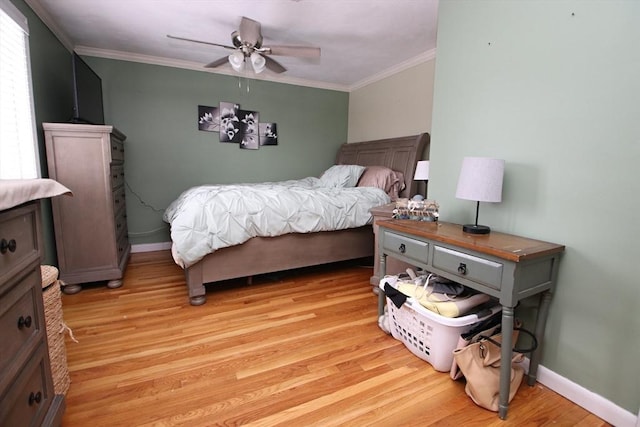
[{"x1": 452, "y1": 329, "x2": 537, "y2": 412}]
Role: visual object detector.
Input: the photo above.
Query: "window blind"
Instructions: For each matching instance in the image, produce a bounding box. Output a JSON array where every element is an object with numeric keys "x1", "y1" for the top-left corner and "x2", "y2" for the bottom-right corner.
[{"x1": 0, "y1": 0, "x2": 39, "y2": 179}]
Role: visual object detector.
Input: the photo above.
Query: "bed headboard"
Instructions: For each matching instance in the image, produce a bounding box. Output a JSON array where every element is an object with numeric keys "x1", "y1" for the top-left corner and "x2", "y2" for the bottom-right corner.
[{"x1": 336, "y1": 133, "x2": 429, "y2": 199}]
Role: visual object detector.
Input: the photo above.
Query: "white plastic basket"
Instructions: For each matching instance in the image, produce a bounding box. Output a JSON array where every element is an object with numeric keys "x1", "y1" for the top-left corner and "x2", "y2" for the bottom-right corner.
[{"x1": 381, "y1": 277, "x2": 501, "y2": 372}]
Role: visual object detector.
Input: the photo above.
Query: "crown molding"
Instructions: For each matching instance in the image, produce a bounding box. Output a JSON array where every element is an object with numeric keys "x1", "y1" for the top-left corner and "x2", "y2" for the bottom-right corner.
[
  {"x1": 74, "y1": 46, "x2": 352, "y2": 92},
  {"x1": 23, "y1": 0, "x2": 74, "y2": 51},
  {"x1": 349, "y1": 48, "x2": 437, "y2": 92}
]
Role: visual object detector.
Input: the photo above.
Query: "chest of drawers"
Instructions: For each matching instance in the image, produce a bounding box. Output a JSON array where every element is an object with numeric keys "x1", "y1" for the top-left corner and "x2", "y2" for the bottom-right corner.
[
  {"x1": 43, "y1": 122, "x2": 131, "y2": 291},
  {"x1": 0, "y1": 201, "x2": 65, "y2": 426}
]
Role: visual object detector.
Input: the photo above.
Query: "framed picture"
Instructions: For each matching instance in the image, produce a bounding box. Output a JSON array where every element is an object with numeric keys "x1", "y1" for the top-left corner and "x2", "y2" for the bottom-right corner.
[
  {"x1": 259, "y1": 123, "x2": 278, "y2": 146},
  {"x1": 197, "y1": 105, "x2": 220, "y2": 132},
  {"x1": 240, "y1": 133, "x2": 259, "y2": 150},
  {"x1": 218, "y1": 102, "x2": 241, "y2": 142}
]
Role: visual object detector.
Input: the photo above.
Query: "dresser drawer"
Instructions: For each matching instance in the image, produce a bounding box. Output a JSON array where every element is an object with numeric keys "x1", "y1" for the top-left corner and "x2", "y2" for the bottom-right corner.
[
  {"x1": 110, "y1": 165, "x2": 125, "y2": 189},
  {"x1": 0, "y1": 204, "x2": 40, "y2": 289},
  {"x1": 0, "y1": 265, "x2": 43, "y2": 384},
  {"x1": 115, "y1": 206, "x2": 127, "y2": 237},
  {"x1": 0, "y1": 344, "x2": 54, "y2": 427},
  {"x1": 382, "y1": 231, "x2": 429, "y2": 265},
  {"x1": 117, "y1": 229, "x2": 130, "y2": 264},
  {"x1": 113, "y1": 186, "x2": 126, "y2": 216},
  {"x1": 432, "y1": 245, "x2": 503, "y2": 290},
  {"x1": 110, "y1": 137, "x2": 125, "y2": 163}
]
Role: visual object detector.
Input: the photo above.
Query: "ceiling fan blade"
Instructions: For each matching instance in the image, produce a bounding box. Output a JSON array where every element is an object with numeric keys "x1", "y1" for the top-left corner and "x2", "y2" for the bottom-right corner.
[
  {"x1": 167, "y1": 34, "x2": 235, "y2": 50},
  {"x1": 266, "y1": 45, "x2": 321, "y2": 58},
  {"x1": 204, "y1": 56, "x2": 229, "y2": 68},
  {"x1": 239, "y1": 16, "x2": 262, "y2": 46},
  {"x1": 264, "y1": 56, "x2": 287, "y2": 74}
]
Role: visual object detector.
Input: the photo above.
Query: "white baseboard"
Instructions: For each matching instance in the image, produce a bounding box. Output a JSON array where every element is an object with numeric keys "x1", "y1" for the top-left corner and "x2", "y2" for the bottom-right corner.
[
  {"x1": 131, "y1": 242, "x2": 172, "y2": 253},
  {"x1": 531, "y1": 362, "x2": 638, "y2": 427}
]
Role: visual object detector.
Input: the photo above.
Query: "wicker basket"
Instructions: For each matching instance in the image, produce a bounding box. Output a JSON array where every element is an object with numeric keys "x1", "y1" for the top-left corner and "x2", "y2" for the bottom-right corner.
[{"x1": 41, "y1": 265, "x2": 71, "y2": 396}]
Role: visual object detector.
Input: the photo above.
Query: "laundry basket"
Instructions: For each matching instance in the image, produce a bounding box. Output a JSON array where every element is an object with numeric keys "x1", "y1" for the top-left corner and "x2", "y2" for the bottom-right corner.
[
  {"x1": 380, "y1": 276, "x2": 501, "y2": 372},
  {"x1": 41, "y1": 265, "x2": 71, "y2": 395}
]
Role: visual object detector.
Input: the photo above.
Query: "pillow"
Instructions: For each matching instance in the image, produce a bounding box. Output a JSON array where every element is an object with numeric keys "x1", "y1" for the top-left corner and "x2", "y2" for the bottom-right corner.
[
  {"x1": 319, "y1": 164, "x2": 366, "y2": 188},
  {"x1": 356, "y1": 166, "x2": 406, "y2": 200}
]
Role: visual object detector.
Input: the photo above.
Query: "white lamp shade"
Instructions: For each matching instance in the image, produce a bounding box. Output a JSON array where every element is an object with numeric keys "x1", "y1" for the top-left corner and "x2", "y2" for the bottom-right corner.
[
  {"x1": 455, "y1": 157, "x2": 504, "y2": 203},
  {"x1": 228, "y1": 51, "x2": 245, "y2": 72},
  {"x1": 250, "y1": 52, "x2": 266, "y2": 73},
  {"x1": 413, "y1": 161, "x2": 430, "y2": 180}
]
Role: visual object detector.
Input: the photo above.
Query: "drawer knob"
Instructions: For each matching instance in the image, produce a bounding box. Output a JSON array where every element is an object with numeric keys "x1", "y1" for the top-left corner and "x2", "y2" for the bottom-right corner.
[
  {"x1": 18, "y1": 315, "x2": 32, "y2": 329},
  {"x1": 398, "y1": 243, "x2": 406, "y2": 254},
  {"x1": 28, "y1": 391, "x2": 42, "y2": 406},
  {"x1": 457, "y1": 263, "x2": 467, "y2": 275},
  {"x1": 1, "y1": 238, "x2": 17, "y2": 254}
]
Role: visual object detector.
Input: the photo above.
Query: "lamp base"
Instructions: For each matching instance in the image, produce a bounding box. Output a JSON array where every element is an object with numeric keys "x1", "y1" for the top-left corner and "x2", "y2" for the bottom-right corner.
[{"x1": 462, "y1": 224, "x2": 491, "y2": 234}]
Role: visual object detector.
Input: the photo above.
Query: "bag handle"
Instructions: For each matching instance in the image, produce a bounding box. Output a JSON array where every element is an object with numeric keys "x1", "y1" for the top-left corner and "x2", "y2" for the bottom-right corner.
[{"x1": 480, "y1": 327, "x2": 538, "y2": 354}]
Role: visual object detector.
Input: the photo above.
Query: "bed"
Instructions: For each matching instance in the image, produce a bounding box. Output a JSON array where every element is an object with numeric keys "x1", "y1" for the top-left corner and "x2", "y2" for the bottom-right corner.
[{"x1": 165, "y1": 133, "x2": 429, "y2": 305}]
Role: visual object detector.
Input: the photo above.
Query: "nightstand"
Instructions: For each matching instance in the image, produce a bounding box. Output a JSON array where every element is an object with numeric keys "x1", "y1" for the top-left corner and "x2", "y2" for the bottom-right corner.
[{"x1": 369, "y1": 203, "x2": 415, "y2": 290}]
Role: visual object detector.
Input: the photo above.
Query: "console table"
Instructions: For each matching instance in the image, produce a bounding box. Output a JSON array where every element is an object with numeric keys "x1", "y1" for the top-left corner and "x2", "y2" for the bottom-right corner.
[{"x1": 377, "y1": 220, "x2": 565, "y2": 419}]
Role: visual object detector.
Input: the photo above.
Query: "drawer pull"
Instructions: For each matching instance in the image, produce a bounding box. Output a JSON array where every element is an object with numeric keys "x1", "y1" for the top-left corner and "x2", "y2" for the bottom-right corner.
[
  {"x1": 398, "y1": 243, "x2": 406, "y2": 254},
  {"x1": 1, "y1": 238, "x2": 17, "y2": 254},
  {"x1": 457, "y1": 262, "x2": 467, "y2": 275},
  {"x1": 28, "y1": 391, "x2": 42, "y2": 406},
  {"x1": 18, "y1": 315, "x2": 32, "y2": 329}
]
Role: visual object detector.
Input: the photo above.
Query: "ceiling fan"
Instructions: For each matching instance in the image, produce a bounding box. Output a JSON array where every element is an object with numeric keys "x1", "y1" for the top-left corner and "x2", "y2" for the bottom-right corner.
[{"x1": 167, "y1": 16, "x2": 321, "y2": 74}]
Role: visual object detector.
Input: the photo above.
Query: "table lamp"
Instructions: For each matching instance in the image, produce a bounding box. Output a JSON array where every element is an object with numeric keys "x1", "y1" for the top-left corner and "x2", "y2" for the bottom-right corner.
[
  {"x1": 413, "y1": 160, "x2": 430, "y2": 198},
  {"x1": 455, "y1": 157, "x2": 504, "y2": 234}
]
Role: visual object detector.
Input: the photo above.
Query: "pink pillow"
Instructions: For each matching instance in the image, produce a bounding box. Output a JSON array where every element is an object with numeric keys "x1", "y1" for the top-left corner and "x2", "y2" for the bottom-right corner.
[{"x1": 357, "y1": 166, "x2": 406, "y2": 200}]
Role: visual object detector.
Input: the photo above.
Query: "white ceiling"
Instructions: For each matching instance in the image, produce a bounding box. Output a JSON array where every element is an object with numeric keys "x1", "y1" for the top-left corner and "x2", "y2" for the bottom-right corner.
[{"x1": 25, "y1": 0, "x2": 439, "y2": 91}]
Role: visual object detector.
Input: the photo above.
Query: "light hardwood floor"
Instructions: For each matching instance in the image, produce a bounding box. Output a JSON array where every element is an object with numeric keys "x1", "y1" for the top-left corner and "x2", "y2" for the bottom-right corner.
[{"x1": 59, "y1": 251, "x2": 609, "y2": 426}]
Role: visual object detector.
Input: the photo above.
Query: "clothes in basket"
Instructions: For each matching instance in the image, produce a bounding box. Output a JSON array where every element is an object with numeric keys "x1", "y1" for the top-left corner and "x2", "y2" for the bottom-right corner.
[
  {"x1": 380, "y1": 272, "x2": 491, "y2": 318},
  {"x1": 378, "y1": 273, "x2": 501, "y2": 372}
]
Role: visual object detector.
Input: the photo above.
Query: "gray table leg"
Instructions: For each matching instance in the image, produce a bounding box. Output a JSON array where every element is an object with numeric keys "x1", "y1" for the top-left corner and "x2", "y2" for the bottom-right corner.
[
  {"x1": 377, "y1": 253, "x2": 387, "y2": 316},
  {"x1": 499, "y1": 305, "x2": 515, "y2": 419},
  {"x1": 527, "y1": 290, "x2": 552, "y2": 386}
]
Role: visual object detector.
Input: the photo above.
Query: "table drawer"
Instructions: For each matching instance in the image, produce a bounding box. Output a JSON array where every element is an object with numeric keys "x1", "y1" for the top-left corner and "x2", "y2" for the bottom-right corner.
[
  {"x1": 383, "y1": 231, "x2": 429, "y2": 265},
  {"x1": 433, "y1": 245, "x2": 503, "y2": 290}
]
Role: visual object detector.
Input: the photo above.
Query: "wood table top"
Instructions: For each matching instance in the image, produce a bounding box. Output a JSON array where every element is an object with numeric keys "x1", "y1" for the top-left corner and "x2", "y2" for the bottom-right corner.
[{"x1": 378, "y1": 220, "x2": 565, "y2": 262}]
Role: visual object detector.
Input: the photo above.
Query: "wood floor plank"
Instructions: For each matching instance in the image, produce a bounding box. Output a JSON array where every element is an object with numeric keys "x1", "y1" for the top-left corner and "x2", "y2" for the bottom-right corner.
[{"x1": 58, "y1": 251, "x2": 611, "y2": 426}]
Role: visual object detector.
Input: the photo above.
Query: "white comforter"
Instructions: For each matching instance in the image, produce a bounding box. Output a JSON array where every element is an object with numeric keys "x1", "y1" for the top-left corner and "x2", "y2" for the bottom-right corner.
[{"x1": 163, "y1": 177, "x2": 390, "y2": 268}]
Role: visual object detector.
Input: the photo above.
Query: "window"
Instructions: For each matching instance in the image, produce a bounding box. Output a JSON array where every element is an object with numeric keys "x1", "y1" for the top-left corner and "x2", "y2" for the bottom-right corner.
[{"x1": 0, "y1": 0, "x2": 39, "y2": 179}]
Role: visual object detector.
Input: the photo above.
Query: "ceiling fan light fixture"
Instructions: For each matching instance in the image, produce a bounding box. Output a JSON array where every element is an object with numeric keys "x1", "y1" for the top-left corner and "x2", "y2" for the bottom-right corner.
[
  {"x1": 228, "y1": 51, "x2": 245, "y2": 71},
  {"x1": 250, "y1": 52, "x2": 266, "y2": 73}
]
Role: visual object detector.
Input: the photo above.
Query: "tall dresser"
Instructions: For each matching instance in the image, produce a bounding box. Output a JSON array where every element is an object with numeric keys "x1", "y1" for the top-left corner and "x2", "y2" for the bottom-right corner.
[
  {"x1": 0, "y1": 200, "x2": 65, "y2": 425},
  {"x1": 43, "y1": 123, "x2": 130, "y2": 292}
]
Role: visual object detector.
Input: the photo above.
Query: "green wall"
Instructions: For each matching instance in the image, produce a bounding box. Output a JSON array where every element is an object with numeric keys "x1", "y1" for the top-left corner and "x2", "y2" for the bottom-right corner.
[
  {"x1": 431, "y1": 1, "x2": 639, "y2": 413},
  {"x1": 85, "y1": 58, "x2": 349, "y2": 244},
  {"x1": 11, "y1": 0, "x2": 74, "y2": 265}
]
